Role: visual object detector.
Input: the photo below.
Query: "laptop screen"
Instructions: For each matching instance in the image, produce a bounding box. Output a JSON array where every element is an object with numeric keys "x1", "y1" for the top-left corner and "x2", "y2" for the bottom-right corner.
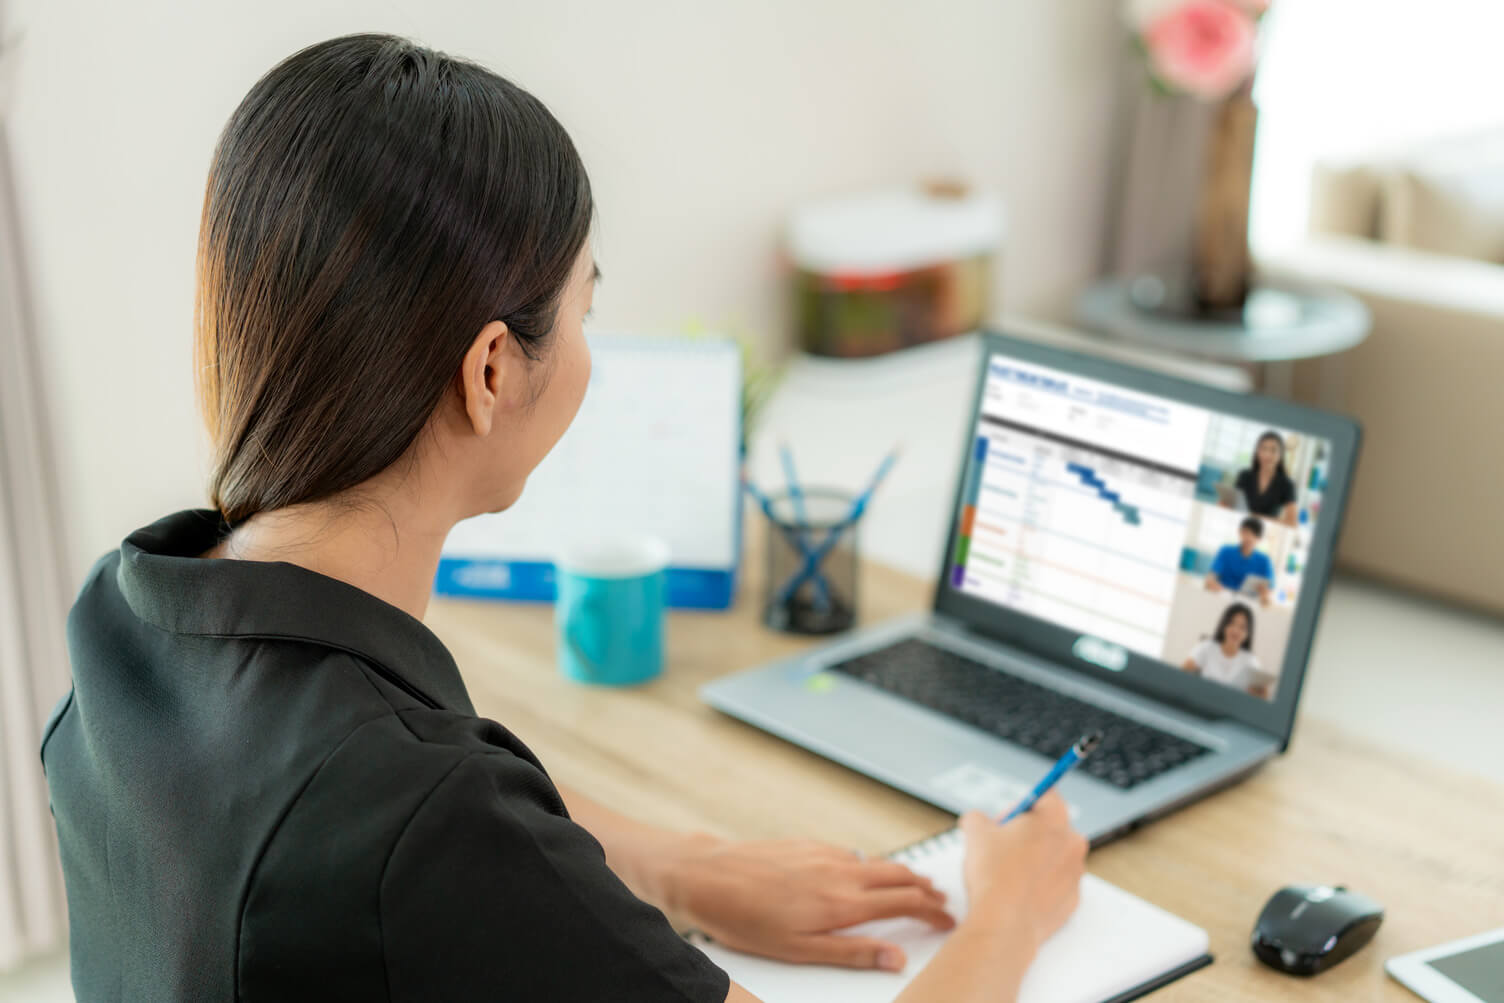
[{"x1": 945, "y1": 352, "x2": 1337, "y2": 704}]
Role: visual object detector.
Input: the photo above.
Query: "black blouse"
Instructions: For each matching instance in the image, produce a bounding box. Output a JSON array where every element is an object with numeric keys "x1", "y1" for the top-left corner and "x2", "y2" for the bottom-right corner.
[
  {"x1": 1235, "y1": 467, "x2": 1297, "y2": 518},
  {"x1": 41, "y1": 510, "x2": 728, "y2": 1002}
]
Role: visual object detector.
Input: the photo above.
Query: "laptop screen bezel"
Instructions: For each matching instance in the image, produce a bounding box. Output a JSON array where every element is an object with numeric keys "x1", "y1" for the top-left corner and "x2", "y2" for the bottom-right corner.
[{"x1": 931, "y1": 330, "x2": 1362, "y2": 749}]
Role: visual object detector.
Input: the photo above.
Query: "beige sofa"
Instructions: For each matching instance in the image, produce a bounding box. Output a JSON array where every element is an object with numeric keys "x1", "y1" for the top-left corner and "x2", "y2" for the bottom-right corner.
[{"x1": 1257, "y1": 138, "x2": 1504, "y2": 615}]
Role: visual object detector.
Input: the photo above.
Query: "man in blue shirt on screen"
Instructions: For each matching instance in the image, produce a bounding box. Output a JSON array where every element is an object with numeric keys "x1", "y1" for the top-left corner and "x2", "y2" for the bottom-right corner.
[{"x1": 1206, "y1": 516, "x2": 1274, "y2": 607}]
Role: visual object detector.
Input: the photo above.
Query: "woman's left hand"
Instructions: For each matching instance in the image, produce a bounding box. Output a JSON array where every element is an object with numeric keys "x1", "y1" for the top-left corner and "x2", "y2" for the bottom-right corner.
[{"x1": 663, "y1": 834, "x2": 955, "y2": 971}]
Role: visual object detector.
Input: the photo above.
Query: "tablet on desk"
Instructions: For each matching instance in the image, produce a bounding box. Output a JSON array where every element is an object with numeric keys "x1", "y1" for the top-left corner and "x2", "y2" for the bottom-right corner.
[{"x1": 1387, "y1": 927, "x2": 1504, "y2": 1003}]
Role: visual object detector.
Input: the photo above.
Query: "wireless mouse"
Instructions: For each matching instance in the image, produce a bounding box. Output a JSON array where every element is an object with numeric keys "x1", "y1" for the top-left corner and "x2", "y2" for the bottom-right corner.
[{"x1": 1252, "y1": 884, "x2": 1384, "y2": 975}]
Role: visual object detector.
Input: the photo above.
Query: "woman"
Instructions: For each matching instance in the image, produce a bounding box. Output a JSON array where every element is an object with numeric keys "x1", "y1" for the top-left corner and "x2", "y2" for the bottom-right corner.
[
  {"x1": 1181, "y1": 603, "x2": 1273, "y2": 699},
  {"x1": 1233, "y1": 430, "x2": 1298, "y2": 526},
  {"x1": 39, "y1": 35, "x2": 1085, "y2": 1003}
]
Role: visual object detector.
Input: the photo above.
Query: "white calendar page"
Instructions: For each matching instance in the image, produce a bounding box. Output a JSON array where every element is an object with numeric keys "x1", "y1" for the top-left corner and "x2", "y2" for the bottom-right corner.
[{"x1": 442, "y1": 335, "x2": 741, "y2": 569}]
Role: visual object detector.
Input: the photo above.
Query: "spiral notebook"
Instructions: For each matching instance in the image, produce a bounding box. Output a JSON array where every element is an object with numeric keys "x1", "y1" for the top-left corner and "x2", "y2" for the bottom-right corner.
[{"x1": 691, "y1": 827, "x2": 1212, "y2": 1003}]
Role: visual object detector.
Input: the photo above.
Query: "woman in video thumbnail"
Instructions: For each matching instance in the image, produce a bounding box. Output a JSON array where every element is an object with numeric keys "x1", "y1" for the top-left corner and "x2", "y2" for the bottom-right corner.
[
  {"x1": 1182, "y1": 603, "x2": 1272, "y2": 699},
  {"x1": 1235, "y1": 430, "x2": 1298, "y2": 526}
]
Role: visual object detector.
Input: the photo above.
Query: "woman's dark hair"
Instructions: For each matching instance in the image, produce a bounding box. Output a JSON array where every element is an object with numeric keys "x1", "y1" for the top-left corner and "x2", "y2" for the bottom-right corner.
[
  {"x1": 1252, "y1": 431, "x2": 1292, "y2": 486},
  {"x1": 196, "y1": 34, "x2": 593, "y2": 524},
  {"x1": 1214, "y1": 603, "x2": 1255, "y2": 651}
]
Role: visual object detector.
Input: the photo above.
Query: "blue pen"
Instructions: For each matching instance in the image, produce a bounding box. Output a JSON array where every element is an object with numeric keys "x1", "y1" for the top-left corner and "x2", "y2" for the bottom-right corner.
[
  {"x1": 999, "y1": 731, "x2": 1103, "y2": 824},
  {"x1": 775, "y1": 449, "x2": 899, "y2": 605},
  {"x1": 778, "y1": 442, "x2": 811, "y2": 530},
  {"x1": 778, "y1": 443, "x2": 831, "y2": 610},
  {"x1": 742, "y1": 479, "x2": 823, "y2": 565}
]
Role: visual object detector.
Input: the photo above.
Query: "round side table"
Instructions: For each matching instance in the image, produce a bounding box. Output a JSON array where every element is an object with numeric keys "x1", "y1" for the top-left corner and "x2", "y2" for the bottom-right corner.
[{"x1": 1075, "y1": 277, "x2": 1371, "y2": 407}]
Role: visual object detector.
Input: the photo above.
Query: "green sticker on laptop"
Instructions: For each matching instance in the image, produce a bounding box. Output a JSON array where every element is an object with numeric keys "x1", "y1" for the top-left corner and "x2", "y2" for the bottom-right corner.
[{"x1": 802, "y1": 672, "x2": 837, "y2": 693}]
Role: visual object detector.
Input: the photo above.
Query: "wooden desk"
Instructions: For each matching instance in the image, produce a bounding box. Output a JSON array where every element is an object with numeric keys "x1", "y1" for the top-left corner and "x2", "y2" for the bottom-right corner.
[{"x1": 426, "y1": 545, "x2": 1504, "y2": 1002}]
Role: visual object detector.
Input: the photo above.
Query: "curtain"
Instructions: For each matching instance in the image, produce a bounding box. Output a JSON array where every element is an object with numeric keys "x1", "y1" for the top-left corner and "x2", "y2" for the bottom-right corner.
[{"x1": 0, "y1": 105, "x2": 72, "y2": 969}]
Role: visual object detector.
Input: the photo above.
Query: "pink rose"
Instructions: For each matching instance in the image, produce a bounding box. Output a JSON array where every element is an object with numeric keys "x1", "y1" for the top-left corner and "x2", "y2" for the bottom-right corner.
[{"x1": 1143, "y1": 0, "x2": 1258, "y2": 100}]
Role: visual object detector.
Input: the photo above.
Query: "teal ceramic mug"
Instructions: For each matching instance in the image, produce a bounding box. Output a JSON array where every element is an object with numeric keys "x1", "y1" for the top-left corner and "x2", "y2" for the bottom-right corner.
[{"x1": 555, "y1": 537, "x2": 669, "y2": 686}]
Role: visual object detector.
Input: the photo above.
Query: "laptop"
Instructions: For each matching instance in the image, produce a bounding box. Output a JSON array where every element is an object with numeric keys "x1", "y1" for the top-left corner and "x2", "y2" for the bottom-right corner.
[{"x1": 702, "y1": 330, "x2": 1361, "y2": 845}]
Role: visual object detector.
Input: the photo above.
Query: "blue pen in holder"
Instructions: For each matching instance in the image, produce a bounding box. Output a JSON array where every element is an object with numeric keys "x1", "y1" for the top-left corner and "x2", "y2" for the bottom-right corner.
[{"x1": 761, "y1": 487, "x2": 858, "y2": 636}]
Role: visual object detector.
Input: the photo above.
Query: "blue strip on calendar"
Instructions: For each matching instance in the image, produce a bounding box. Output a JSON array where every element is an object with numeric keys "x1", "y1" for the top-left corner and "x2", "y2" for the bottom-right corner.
[{"x1": 433, "y1": 558, "x2": 738, "y2": 610}]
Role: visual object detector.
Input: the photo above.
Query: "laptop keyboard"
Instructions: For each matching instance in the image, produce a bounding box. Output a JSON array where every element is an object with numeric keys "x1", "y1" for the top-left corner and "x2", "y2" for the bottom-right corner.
[{"x1": 828, "y1": 638, "x2": 1210, "y2": 790}]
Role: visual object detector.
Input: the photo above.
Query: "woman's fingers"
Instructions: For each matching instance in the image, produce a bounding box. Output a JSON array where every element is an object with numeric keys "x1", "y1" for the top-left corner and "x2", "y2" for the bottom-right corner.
[
  {"x1": 856, "y1": 859, "x2": 944, "y2": 897},
  {"x1": 1030, "y1": 790, "x2": 1071, "y2": 827},
  {"x1": 788, "y1": 934, "x2": 909, "y2": 972},
  {"x1": 831, "y1": 886, "x2": 956, "y2": 930}
]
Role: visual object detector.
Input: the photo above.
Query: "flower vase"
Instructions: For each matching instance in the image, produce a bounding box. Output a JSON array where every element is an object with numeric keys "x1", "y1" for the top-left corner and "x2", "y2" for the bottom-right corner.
[
  {"x1": 1193, "y1": 83, "x2": 1257, "y2": 313},
  {"x1": 1111, "y1": 81, "x2": 1258, "y2": 317}
]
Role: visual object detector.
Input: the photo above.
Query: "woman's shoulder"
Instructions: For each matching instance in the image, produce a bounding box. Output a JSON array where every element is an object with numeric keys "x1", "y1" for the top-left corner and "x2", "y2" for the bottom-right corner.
[
  {"x1": 65, "y1": 548, "x2": 124, "y2": 628},
  {"x1": 322, "y1": 705, "x2": 562, "y2": 814},
  {"x1": 247, "y1": 714, "x2": 569, "y2": 913},
  {"x1": 385, "y1": 706, "x2": 559, "y2": 800}
]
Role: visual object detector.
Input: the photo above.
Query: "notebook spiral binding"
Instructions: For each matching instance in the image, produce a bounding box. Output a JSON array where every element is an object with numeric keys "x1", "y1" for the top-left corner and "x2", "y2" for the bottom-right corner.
[{"x1": 888, "y1": 826, "x2": 962, "y2": 863}]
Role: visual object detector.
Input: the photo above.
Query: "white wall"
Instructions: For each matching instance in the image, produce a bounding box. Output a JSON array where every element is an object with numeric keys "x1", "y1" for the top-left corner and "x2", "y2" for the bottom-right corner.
[{"x1": 3, "y1": 0, "x2": 1125, "y2": 585}]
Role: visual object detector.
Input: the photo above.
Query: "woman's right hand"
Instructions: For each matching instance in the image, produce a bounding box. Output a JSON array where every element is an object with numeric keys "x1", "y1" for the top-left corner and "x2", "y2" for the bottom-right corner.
[{"x1": 959, "y1": 793, "x2": 1088, "y2": 957}]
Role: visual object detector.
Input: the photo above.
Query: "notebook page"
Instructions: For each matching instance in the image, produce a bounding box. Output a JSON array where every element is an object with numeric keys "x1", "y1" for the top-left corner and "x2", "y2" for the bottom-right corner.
[{"x1": 692, "y1": 828, "x2": 1208, "y2": 1003}]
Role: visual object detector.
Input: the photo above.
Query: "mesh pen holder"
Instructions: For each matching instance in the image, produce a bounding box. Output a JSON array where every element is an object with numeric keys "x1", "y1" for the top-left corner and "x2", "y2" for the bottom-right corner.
[{"x1": 762, "y1": 488, "x2": 858, "y2": 635}]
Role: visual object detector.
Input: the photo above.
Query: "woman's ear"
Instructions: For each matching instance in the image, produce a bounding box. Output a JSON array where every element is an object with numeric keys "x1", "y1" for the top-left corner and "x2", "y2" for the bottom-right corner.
[{"x1": 458, "y1": 320, "x2": 512, "y2": 437}]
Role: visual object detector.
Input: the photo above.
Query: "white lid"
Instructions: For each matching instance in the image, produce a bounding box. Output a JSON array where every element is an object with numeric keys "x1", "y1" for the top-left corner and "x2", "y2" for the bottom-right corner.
[
  {"x1": 787, "y1": 184, "x2": 1005, "y2": 275},
  {"x1": 556, "y1": 536, "x2": 670, "y2": 578}
]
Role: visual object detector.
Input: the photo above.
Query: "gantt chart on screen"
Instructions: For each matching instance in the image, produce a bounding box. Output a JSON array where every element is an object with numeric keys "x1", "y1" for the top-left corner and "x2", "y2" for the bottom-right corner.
[{"x1": 950, "y1": 356, "x2": 1211, "y2": 657}]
